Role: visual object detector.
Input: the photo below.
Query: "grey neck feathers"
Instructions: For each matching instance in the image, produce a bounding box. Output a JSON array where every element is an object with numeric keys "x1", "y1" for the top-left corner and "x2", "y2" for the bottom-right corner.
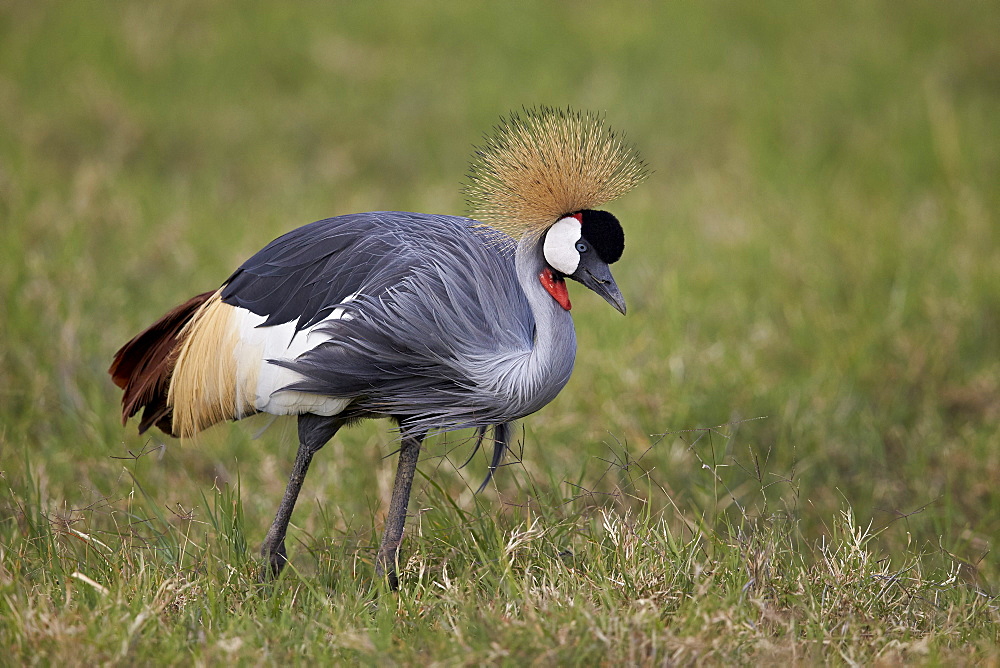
[{"x1": 508, "y1": 234, "x2": 577, "y2": 412}]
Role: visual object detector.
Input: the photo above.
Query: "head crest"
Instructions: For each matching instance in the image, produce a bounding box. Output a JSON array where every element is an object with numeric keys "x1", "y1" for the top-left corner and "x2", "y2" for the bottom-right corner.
[{"x1": 465, "y1": 107, "x2": 648, "y2": 240}]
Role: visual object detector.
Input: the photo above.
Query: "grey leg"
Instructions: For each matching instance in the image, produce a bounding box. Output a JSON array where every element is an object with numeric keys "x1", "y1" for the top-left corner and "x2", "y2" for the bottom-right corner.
[
  {"x1": 375, "y1": 427, "x2": 425, "y2": 589},
  {"x1": 259, "y1": 414, "x2": 343, "y2": 580}
]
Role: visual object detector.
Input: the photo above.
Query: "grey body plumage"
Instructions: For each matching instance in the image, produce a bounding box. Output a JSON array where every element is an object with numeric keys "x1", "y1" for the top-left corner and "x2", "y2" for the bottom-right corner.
[{"x1": 238, "y1": 212, "x2": 576, "y2": 434}]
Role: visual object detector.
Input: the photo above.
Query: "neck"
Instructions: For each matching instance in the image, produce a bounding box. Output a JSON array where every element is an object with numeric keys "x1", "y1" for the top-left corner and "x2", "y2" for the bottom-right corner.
[{"x1": 511, "y1": 234, "x2": 577, "y2": 408}]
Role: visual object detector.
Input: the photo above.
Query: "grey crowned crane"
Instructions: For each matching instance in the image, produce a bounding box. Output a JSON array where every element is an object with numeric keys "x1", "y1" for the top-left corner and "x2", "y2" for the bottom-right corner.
[{"x1": 109, "y1": 107, "x2": 647, "y2": 588}]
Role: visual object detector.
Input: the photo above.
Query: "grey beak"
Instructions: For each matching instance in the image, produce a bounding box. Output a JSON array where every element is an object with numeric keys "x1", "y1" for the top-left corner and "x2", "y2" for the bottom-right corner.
[{"x1": 575, "y1": 262, "x2": 627, "y2": 315}]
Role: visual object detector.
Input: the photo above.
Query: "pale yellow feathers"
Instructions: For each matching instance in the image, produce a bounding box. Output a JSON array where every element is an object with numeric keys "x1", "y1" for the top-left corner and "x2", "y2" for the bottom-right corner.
[
  {"x1": 167, "y1": 291, "x2": 256, "y2": 438},
  {"x1": 465, "y1": 107, "x2": 648, "y2": 239}
]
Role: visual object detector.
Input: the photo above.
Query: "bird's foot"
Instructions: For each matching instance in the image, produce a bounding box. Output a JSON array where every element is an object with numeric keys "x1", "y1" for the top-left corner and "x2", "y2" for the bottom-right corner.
[
  {"x1": 374, "y1": 547, "x2": 400, "y2": 591},
  {"x1": 258, "y1": 541, "x2": 287, "y2": 582}
]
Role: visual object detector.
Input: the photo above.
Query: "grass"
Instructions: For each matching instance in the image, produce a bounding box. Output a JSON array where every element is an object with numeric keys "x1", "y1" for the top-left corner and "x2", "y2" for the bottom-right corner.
[{"x1": 2, "y1": 0, "x2": 1000, "y2": 663}]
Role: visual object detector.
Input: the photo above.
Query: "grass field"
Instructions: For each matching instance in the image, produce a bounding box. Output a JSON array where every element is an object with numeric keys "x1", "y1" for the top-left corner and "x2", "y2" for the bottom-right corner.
[{"x1": 3, "y1": 1, "x2": 1000, "y2": 663}]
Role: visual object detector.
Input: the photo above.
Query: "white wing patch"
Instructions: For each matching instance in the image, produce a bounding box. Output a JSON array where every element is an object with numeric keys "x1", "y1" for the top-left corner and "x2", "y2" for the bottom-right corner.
[
  {"x1": 231, "y1": 294, "x2": 358, "y2": 417},
  {"x1": 542, "y1": 216, "x2": 582, "y2": 275}
]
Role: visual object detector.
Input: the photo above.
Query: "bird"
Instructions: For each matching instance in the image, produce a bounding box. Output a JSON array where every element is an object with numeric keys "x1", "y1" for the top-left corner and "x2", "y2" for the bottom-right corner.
[{"x1": 108, "y1": 107, "x2": 647, "y2": 588}]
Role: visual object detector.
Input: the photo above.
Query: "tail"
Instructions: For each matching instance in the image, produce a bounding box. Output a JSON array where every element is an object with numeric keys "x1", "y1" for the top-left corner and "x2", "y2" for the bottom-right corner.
[{"x1": 109, "y1": 290, "x2": 216, "y2": 436}]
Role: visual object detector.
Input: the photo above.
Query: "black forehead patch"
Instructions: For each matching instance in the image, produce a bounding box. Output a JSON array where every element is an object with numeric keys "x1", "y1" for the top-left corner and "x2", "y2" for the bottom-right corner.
[{"x1": 577, "y1": 209, "x2": 625, "y2": 264}]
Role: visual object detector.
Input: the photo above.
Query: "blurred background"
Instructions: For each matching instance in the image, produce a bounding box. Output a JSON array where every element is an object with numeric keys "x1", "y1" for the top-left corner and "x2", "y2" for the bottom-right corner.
[{"x1": 2, "y1": 2, "x2": 999, "y2": 583}]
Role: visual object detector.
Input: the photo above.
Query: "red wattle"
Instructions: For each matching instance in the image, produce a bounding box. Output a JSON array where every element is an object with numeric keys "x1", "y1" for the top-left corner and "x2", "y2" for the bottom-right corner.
[{"x1": 539, "y1": 268, "x2": 572, "y2": 311}]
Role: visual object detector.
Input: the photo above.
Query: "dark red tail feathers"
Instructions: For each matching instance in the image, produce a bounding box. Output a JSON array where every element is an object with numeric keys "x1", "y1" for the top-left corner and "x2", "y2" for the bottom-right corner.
[{"x1": 109, "y1": 291, "x2": 215, "y2": 436}]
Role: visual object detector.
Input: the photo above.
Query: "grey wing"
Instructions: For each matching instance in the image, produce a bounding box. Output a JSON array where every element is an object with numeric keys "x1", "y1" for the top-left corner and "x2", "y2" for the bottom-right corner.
[
  {"x1": 269, "y1": 214, "x2": 537, "y2": 431},
  {"x1": 221, "y1": 213, "x2": 408, "y2": 329}
]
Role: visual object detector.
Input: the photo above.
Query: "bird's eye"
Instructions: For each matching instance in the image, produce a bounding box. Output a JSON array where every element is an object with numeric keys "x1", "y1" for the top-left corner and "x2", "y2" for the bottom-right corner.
[{"x1": 575, "y1": 242, "x2": 588, "y2": 253}]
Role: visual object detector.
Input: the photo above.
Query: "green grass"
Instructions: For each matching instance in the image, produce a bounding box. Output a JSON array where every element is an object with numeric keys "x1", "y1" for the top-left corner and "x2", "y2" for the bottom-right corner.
[{"x1": 3, "y1": 1, "x2": 1000, "y2": 663}]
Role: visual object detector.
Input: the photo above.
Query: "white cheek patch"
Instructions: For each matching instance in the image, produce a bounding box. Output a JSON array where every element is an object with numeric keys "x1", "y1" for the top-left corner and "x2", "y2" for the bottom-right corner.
[{"x1": 543, "y1": 216, "x2": 582, "y2": 275}]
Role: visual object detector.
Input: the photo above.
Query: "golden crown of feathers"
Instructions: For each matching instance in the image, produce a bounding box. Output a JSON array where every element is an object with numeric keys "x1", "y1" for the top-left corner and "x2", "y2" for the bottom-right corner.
[{"x1": 465, "y1": 107, "x2": 648, "y2": 239}]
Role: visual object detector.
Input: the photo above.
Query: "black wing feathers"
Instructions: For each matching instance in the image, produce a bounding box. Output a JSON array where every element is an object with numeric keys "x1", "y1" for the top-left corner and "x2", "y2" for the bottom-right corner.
[{"x1": 221, "y1": 215, "x2": 400, "y2": 330}]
